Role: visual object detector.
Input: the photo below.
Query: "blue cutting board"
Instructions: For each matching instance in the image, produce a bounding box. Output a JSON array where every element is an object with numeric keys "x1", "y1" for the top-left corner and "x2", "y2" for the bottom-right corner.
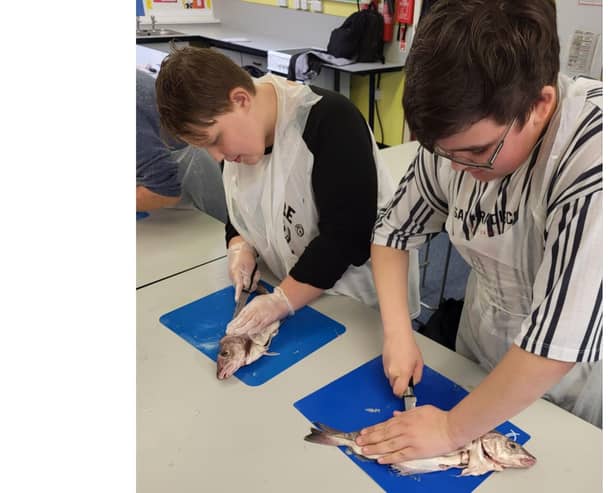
[
  {"x1": 294, "y1": 356, "x2": 531, "y2": 492},
  {"x1": 160, "y1": 283, "x2": 346, "y2": 386}
]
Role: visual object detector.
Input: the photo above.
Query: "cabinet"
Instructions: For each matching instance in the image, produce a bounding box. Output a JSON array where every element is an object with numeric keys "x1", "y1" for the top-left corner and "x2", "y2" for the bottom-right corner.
[
  {"x1": 210, "y1": 47, "x2": 243, "y2": 66},
  {"x1": 241, "y1": 53, "x2": 267, "y2": 74},
  {"x1": 210, "y1": 48, "x2": 267, "y2": 75}
]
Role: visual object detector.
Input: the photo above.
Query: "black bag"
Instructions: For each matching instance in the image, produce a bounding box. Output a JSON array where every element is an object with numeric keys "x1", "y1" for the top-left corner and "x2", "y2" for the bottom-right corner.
[
  {"x1": 416, "y1": 298, "x2": 464, "y2": 351},
  {"x1": 327, "y1": 3, "x2": 384, "y2": 63}
]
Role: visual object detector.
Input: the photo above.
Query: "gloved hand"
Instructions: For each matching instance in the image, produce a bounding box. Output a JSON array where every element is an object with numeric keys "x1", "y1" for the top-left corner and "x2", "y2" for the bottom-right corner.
[
  {"x1": 228, "y1": 239, "x2": 260, "y2": 302},
  {"x1": 226, "y1": 286, "x2": 294, "y2": 336}
]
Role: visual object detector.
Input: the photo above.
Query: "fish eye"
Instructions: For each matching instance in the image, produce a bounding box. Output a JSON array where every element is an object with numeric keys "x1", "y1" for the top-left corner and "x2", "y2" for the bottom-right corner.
[
  {"x1": 507, "y1": 442, "x2": 518, "y2": 449},
  {"x1": 220, "y1": 350, "x2": 229, "y2": 357}
]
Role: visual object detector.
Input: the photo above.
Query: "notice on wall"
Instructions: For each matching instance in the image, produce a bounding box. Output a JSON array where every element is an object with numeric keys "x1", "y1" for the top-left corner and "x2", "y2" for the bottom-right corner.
[
  {"x1": 565, "y1": 29, "x2": 600, "y2": 78},
  {"x1": 142, "y1": 0, "x2": 214, "y2": 22}
]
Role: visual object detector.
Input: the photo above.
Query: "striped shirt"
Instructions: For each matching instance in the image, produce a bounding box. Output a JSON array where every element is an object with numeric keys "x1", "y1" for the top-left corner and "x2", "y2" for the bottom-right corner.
[{"x1": 373, "y1": 74, "x2": 602, "y2": 363}]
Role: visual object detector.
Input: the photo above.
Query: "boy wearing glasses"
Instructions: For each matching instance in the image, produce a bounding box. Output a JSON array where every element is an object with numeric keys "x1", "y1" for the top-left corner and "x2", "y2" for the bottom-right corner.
[{"x1": 358, "y1": 0, "x2": 602, "y2": 463}]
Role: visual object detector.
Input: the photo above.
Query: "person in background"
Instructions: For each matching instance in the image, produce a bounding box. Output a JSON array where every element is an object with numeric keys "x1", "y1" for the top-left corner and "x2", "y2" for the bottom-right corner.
[
  {"x1": 136, "y1": 68, "x2": 227, "y2": 222},
  {"x1": 359, "y1": 0, "x2": 602, "y2": 466},
  {"x1": 154, "y1": 46, "x2": 421, "y2": 336}
]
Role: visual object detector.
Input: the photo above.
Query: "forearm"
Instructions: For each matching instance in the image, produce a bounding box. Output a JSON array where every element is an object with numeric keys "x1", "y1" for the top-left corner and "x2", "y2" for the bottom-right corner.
[
  {"x1": 279, "y1": 275, "x2": 324, "y2": 312},
  {"x1": 136, "y1": 186, "x2": 181, "y2": 211},
  {"x1": 227, "y1": 235, "x2": 245, "y2": 248},
  {"x1": 447, "y1": 344, "x2": 575, "y2": 447},
  {"x1": 371, "y1": 244, "x2": 413, "y2": 335}
]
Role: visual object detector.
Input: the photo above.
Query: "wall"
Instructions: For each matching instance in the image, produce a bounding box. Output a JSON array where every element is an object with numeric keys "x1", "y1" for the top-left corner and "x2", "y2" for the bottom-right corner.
[
  {"x1": 213, "y1": 0, "x2": 408, "y2": 145},
  {"x1": 242, "y1": 0, "x2": 356, "y2": 16},
  {"x1": 139, "y1": 0, "x2": 216, "y2": 24},
  {"x1": 556, "y1": 0, "x2": 602, "y2": 79},
  {"x1": 211, "y1": 1, "x2": 603, "y2": 146}
]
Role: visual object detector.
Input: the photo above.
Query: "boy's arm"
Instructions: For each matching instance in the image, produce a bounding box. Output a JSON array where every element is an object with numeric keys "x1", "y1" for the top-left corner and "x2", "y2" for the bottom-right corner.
[
  {"x1": 371, "y1": 149, "x2": 450, "y2": 397},
  {"x1": 371, "y1": 244, "x2": 424, "y2": 397},
  {"x1": 278, "y1": 275, "x2": 324, "y2": 311},
  {"x1": 357, "y1": 345, "x2": 574, "y2": 462},
  {"x1": 136, "y1": 185, "x2": 181, "y2": 211}
]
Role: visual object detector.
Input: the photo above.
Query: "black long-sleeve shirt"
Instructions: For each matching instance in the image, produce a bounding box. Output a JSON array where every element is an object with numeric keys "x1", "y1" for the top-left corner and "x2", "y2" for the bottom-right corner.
[{"x1": 226, "y1": 86, "x2": 378, "y2": 289}]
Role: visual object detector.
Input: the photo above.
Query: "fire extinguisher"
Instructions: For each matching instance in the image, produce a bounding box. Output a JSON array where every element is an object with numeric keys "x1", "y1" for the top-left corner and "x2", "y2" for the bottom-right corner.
[
  {"x1": 396, "y1": 0, "x2": 414, "y2": 51},
  {"x1": 381, "y1": 0, "x2": 394, "y2": 43}
]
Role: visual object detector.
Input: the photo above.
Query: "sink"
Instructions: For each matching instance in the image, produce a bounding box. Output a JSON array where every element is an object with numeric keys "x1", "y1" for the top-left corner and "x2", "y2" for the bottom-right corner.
[{"x1": 136, "y1": 28, "x2": 184, "y2": 37}]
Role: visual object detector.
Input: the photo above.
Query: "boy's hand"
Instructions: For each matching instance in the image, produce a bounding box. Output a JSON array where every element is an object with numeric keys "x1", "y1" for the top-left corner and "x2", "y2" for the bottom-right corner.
[
  {"x1": 383, "y1": 328, "x2": 424, "y2": 397},
  {"x1": 356, "y1": 405, "x2": 459, "y2": 463},
  {"x1": 227, "y1": 239, "x2": 260, "y2": 302}
]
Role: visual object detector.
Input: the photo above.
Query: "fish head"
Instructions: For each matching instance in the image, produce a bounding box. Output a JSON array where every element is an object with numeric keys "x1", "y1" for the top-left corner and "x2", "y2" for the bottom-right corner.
[
  {"x1": 480, "y1": 432, "x2": 537, "y2": 469},
  {"x1": 216, "y1": 335, "x2": 250, "y2": 380}
]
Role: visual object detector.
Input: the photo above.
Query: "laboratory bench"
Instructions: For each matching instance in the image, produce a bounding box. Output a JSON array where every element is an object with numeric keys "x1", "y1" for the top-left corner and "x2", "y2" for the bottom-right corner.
[
  {"x1": 136, "y1": 207, "x2": 226, "y2": 289},
  {"x1": 137, "y1": 257, "x2": 602, "y2": 493}
]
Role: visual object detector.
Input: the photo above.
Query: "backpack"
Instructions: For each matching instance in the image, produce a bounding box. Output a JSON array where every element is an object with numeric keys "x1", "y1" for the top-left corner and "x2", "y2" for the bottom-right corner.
[
  {"x1": 326, "y1": 3, "x2": 385, "y2": 63},
  {"x1": 416, "y1": 298, "x2": 464, "y2": 351}
]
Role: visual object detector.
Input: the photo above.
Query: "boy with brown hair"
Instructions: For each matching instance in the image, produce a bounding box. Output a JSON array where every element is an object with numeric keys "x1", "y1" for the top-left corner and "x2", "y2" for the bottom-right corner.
[
  {"x1": 155, "y1": 46, "x2": 421, "y2": 336},
  {"x1": 359, "y1": 0, "x2": 602, "y2": 464}
]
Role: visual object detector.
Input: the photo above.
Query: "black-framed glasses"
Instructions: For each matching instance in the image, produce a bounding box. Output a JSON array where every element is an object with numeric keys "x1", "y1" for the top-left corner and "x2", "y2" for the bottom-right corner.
[{"x1": 433, "y1": 120, "x2": 516, "y2": 169}]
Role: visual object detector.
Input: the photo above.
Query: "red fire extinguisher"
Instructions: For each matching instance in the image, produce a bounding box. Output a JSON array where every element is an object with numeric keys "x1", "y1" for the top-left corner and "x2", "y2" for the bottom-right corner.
[
  {"x1": 396, "y1": 0, "x2": 414, "y2": 51},
  {"x1": 382, "y1": 0, "x2": 394, "y2": 43}
]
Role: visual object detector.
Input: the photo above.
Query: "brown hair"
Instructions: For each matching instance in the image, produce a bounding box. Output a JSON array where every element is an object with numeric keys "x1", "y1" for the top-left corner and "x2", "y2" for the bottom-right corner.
[
  {"x1": 155, "y1": 45, "x2": 256, "y2": 142},
  {"x1": 403, "y1": 0, "x2": 559, "y2": 150}
]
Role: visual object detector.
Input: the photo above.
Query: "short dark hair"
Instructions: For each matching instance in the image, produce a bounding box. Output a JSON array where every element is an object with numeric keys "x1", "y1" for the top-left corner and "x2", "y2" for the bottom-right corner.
[
  {"x1": 403, "y1": 0, "x2": 559, "y2": 150},
  {"x1": 155, "y1": 45, "x2": 256, "y2": 142}
]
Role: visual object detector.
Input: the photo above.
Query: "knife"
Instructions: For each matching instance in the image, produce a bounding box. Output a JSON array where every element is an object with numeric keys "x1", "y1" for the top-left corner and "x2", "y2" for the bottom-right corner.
[
  {"x1": 232, "y1": 263, "x2": 258, "y2": 319},
  {"x1": 402, "y1": 376, "x2": 417, "y2": 411}
]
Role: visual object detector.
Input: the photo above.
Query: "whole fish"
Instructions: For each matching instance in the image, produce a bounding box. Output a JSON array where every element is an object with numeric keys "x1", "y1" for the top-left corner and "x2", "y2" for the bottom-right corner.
[
  {"x1": 304, "y1": 422, "x2": 536, "y2": 476},
  {"x1": 216, "y1": 320, "x2": 279, "y2": 379}
]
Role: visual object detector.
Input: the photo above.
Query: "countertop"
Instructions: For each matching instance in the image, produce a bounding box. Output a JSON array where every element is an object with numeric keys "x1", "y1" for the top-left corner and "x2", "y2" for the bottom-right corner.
[{"x1": 136, "y1": 23, "x2": 405, "y2": 72}]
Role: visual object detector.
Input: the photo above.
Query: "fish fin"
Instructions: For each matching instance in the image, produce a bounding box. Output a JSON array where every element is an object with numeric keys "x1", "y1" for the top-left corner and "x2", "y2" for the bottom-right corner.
[
  {"x1": 304, "y1": 428, "x2": 343, "y2": 447},
  {"x1": 390, "y1": 465, "x2": 419, "y2": 476},
  {"x1": 312, "y1": 422, "x2": 343, "y2": 434},
  {"x1": 349, "y1": 449, "x2": 373, "y2": 462},
  {"x1": 459, "y1": 465, "x2": 492, "y2": 476},
  {"x1": 391, "y1": 464, "x2": 440, "y2": 476}
]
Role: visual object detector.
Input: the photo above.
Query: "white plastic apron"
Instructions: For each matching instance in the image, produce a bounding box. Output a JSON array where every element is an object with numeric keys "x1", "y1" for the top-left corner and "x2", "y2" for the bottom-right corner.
[
  {"x1": 223, "y1": 74, "x2": 418, "y2": 310},
  {"x1": 447, "y1": 76, "x2": 601, "y2": 426}
]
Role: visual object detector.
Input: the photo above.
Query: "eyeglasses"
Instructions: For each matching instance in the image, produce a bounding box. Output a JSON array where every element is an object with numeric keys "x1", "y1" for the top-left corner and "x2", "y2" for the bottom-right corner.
[{"x1": 433, "y1": 120, "x2": 516, "y2": 170}]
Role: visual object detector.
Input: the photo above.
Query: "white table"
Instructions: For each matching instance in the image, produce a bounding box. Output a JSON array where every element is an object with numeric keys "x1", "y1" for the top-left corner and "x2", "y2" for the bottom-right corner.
[
  {"x1": 136, "y1": 208, "x2": 226, "y2": 289},
  {"x1": 137, "y1": 259, "x2": 601, "y2": 493},
  {"x1": 379, "y1": 140, "x2": 420, "y2": 183}
]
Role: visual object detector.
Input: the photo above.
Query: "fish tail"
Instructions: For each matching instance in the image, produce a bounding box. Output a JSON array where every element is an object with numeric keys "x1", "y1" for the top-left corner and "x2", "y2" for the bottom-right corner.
[
  {"x1": 304, "y1": 427, "x2": 345, "y2": 447},
  {"x1": 304, "y1": 423, "x2": 361, "y2": 452}
]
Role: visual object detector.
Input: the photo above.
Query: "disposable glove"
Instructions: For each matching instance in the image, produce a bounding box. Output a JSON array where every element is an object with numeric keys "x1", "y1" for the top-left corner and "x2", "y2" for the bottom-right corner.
[
  {"x1": 228, "y1": 239, "x2": 260, "y2": 302},
  {"x1": 226, "y1": 286, "x2": 294, "y2": 336}
]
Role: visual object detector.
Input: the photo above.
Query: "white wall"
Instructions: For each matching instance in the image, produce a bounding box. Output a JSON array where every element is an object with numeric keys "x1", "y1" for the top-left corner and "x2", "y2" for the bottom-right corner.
[
  {"x1": 556, "y1": 0, "x2": 602, "y2": 79},
  {"x1": 212, "y1": 0, "x2": 343, "y2": 48}
]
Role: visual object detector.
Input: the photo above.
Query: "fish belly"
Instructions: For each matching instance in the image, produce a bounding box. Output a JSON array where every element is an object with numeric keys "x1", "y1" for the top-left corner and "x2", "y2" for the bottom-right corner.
[{"x1": 392, "y1": 453, "x2": 465, "y2": 475}]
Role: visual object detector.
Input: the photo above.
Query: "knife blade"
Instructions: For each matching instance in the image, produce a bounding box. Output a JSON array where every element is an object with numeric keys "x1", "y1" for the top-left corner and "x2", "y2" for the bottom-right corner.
[
  {"x1": 232, "y1": 290, "x2": 250, "y2": 319},
  {"x1": 402, "y1": 376, "x2": 417, "y2": 411},
  {"x1": 231, "y1": 263, "x2": 259, "y2": 319}
]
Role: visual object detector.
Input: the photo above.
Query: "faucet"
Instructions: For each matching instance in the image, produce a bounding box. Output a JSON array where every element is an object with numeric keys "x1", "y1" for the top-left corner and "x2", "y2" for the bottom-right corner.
[{"x1": 151, "y1": 15, "x2": 157, "y2": 31}]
